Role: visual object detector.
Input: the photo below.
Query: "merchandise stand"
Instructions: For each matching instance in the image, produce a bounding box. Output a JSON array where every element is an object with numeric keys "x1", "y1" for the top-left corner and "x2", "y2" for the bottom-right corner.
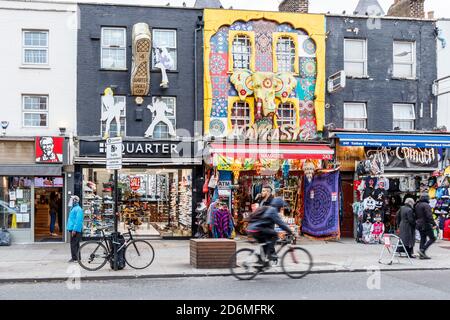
[{"x1": 378, "y1": 234, "x2": 413, "y2": 265}]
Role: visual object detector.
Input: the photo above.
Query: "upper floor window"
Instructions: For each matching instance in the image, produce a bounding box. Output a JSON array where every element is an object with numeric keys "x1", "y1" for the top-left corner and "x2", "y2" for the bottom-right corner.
[
  {"x1": 230, "y1": 101, "x2": 251, "y2": 128},
  {"x1": 23, "y1": 95, "x2": 48, "y2": 127},
  {"x1": 344, "y1": 103, "x2": 367, "y2": 129},
  {"x1": 101, "y1": 95, "x2": 126, "y2": 137},
  {"x1": 277, "y1": 102, "x2": 297, "y2": 127},
  {"x1": 393, "y1": 103, "x2": 415, "y2": 130},
  {"x1": 152, "y1": 97, "x2": 176, "y2": 139},
  {"x1": 23, "y1": 30, "x2": 48, "y2": 65},
  {"x1": 152, "y1": 29, "x2": 177, "y2": 70},
  {"x1": 344, "y1": 39, "x2": 367, "y2": 77},
  {"x1": 232, "y1": 34, "x2": 252, "y2": 70},
  {"x1": 101, "y1": 27, "x2": 126, "y2": 70},
  {"x1": 393, "y1": 41, "x2": 416, "y2": 78},
  {"x1": 276, "y1": 37, "x2": 296, "y2": 73}
]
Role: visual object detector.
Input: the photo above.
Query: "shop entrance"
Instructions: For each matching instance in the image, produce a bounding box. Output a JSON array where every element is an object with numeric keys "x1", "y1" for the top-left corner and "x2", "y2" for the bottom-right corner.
[
  {"x1": 341, "y1": 180, "x2": 355, "y2": 238},
  {"x1": 34, "y1": 177, "x2": 64, "y2": 242}
]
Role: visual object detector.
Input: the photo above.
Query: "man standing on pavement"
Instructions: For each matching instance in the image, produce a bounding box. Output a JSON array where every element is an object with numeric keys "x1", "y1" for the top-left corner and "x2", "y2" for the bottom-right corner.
[
  {"x1": 66, "y1": 196, "x2": 84, "y2": 262},
  {"x1": 415, "y1": 194, "x2": 437, "y2": 259},
  {"x1": 255, "y1": 185, "x2": 274, "y2": 207}
]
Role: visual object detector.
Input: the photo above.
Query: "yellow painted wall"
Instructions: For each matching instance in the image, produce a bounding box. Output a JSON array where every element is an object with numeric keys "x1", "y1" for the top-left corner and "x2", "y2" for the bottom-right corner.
[{"x1": 203, "y1": 9, "x2": 327, "y2": 134}]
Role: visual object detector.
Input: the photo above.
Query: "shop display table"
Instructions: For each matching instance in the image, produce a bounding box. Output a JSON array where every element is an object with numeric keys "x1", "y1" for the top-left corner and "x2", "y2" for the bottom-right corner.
[{"x1": 190, "y1": 239, "x2": 236, "y2": 269}]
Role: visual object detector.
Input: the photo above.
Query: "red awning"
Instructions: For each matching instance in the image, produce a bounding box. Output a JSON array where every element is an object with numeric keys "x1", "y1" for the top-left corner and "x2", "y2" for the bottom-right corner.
[{"x1": 209, "y1": 143, "x2": 334, "y2": 160}]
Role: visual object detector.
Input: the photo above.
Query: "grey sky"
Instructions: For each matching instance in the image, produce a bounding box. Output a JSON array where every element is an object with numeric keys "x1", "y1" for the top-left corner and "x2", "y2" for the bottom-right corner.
[{"x1": 64, "y1": 0, "x2": 449, "y2": 18}]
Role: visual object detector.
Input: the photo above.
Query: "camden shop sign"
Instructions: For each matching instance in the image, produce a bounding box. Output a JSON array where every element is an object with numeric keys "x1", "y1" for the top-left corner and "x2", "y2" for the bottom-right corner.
[
  {"x1": 365, "y1": 147, "x2": 439, "y2": 170},
  {"x1": 79, "y1": 140, "x2": 194, "y2": 158}
]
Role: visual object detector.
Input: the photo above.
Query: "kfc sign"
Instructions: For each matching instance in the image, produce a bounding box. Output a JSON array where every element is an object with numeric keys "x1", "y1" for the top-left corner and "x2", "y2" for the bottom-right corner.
[
  {"x1": 130, "y1": 177, "x2": 141, "y2": 191},
  {"x1": 35, "y1": 137, "x2": 64, "y2": 163}
]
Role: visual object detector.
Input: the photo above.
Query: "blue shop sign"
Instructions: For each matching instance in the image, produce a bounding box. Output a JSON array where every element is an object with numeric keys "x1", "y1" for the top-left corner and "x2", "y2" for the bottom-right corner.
[{"x1": 336, "y1": 133, "x2": 450, "y2": 148}]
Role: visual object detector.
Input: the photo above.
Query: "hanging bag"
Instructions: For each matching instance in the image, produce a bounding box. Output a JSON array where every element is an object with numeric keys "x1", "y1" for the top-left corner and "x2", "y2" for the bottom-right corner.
[
  {"x1": 208, "y1": 169, "x2": 218, "y2": 189},
  {"x1": 203, "y1": 170, "x2": 210, "y2": 193}
]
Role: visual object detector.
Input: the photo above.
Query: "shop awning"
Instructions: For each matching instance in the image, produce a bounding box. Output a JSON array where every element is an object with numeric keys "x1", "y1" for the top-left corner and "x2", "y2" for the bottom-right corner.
[
  {"x1": 208, "y1": 143, "x2": 334, "y2": 160},
  {"x1": 335, "y1": 133, "x2": 450, "y2": 148}
]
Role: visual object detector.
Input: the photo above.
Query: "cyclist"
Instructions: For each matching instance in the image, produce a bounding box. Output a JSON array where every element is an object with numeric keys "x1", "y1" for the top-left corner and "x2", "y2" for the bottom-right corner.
[{"x1": 247, "y1": 197, "x2": 293, "y2": 264}]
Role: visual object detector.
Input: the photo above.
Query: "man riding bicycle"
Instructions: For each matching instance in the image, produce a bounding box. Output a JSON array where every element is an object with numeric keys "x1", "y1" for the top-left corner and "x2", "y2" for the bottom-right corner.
[{"x1": 247, "y1": 197, "x2": 293, "y2": 263}]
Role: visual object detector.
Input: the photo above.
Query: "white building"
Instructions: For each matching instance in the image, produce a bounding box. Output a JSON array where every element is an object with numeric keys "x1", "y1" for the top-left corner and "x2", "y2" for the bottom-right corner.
[
  {"x1": 436, "y1": 19, "x2": 450, "y2": 129},
  {"x1": 0, "y1": 0, "x2": 77, "y2": 243}
]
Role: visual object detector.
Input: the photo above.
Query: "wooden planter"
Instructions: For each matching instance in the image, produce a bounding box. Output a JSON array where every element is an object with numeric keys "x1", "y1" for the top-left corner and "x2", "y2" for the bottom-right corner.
[{"x1": 190, "y1": 239, "x2": 236, "y2": 269}]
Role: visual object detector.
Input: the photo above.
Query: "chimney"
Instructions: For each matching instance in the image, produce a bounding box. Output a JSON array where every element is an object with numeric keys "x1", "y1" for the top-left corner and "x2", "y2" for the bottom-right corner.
[
  {"x1": 387, "y1": 0, "x2": 425, "y2": 19},
  {"x1": 279, "y1": 0, "x2": 309, "y2": 13}
]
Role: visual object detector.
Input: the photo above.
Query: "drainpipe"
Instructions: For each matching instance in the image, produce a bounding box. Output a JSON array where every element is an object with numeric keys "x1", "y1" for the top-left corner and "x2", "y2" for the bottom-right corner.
[{"x1": 194, "y1": 16, "x2": 204, "y2": 140}]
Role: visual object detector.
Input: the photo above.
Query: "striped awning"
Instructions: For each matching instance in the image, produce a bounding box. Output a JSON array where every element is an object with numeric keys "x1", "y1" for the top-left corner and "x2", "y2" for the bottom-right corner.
[
  {"x1": 208, "y1": 143, "x2": 334, "y2": 160},
  {"x1": 335, "y1": 133, "x2": 450, "y2": 148}
]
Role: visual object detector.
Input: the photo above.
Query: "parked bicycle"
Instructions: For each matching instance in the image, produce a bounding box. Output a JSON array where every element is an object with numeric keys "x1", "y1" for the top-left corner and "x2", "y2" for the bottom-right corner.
[
  {"x1": 229, "y1": 234, "x2": 313, "y2": 280},
  {"x1": 77, "y1": 225, "x2": 155, "y2": 271}
]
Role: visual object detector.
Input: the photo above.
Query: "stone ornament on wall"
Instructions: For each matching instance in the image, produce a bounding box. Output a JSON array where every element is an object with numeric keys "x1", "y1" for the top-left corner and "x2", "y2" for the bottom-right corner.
[
  {"x1": 131, "y1": 23, "x2": 151, "y2": 97},
  {"x1": 144, "y1": 97, "x2": 176, "y2": 138},
  {"x1": 102, "y1": 88, "x2": 125, "y2": 139},
  {"x1": 154, "y1": 46, "x2": 175, "y2": 88}
]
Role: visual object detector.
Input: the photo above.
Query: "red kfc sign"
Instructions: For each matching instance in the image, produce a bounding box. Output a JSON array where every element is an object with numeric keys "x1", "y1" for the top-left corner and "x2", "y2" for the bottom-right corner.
[
  {"x1": 36, "y1": 137, "x2": 64, "y2": 163},
  {"x1": 130, "y1": 177, "x2": 141, "y2": 191}
]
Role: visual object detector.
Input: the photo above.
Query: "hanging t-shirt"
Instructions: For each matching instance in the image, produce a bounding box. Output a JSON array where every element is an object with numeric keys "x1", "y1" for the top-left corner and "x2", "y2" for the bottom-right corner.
[
  {"x1": 399, "y1": 177, "x2": 409, "y2": 192},
  {"x1": 373, "y1": 189, "x2": 387, "y2": 208},
  {"x1": 363, "y1": 187, "x2": 375, "y2": 200},
  {"x1": 389, "y1": 178, "x2": 400, "y2": 192},
  {"x1": 365, "y1": 177, "x2": 378, "y2": 189},
  {"x1": 363, "y1": 197, "x2": 377, "y2": 211},
  {"x1": 429, "y1": 187, "x2": 437, "y2": 199},
  {"x1": 408, "y1": 177, "x2": 417, "y2": 192}
]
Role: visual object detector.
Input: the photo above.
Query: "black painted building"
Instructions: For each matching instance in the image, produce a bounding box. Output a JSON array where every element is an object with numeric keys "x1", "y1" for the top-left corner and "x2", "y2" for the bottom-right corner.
[
  {"x1": 75, "y1": 3, "x2": 204, "y2": 238},
  {"x1": 325, "y1": 14, "x2": 437, "y2": 132}
]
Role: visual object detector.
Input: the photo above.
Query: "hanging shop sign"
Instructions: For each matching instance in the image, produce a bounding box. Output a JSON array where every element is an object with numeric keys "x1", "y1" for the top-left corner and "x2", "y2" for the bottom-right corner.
[
  {"x1": 365, "y1": 147, "x2": 439, "y2": 170},
  {"x1": 336, "y1": 145, "x2": 365, "y2": 171},
  {"x1": 79, "y1": 140, "x2": 194, "y2": 159},
  {"x1": 35, "y1": 137, "x2": 64, "y2": 163}
]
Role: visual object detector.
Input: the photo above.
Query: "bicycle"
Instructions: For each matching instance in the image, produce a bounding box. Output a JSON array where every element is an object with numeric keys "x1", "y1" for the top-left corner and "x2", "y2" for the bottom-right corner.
[
  {"x1": 77, "y1": 225, "x2": 155, "y2": 271},
  {"x1": 229, "y1": 234, "x2": 313, "y2": 280}
]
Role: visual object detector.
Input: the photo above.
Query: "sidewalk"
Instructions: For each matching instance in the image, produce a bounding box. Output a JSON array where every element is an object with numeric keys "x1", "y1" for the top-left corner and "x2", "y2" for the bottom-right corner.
[{"x1": 1, "y1": 238, "x2": 449, "y2": 283}]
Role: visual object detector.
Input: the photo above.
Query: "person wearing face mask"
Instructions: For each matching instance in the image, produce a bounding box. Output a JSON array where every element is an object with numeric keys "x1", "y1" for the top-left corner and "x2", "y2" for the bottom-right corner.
[{"x1": 66, "y1": 196, "x2": 84, "y2": 262}]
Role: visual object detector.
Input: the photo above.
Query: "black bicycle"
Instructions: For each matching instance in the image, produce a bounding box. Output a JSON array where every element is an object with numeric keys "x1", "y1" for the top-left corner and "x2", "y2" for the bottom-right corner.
[
  {"x1": 229, "y1": 235, "x2": 313, "y2": 280},
  {"x1": 77, "y1": 226, "x2": 155, "y2": 271}
]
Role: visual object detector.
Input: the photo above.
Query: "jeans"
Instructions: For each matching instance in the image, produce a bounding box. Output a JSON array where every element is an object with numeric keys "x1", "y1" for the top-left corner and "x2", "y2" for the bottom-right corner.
[
  {"x1": 50, "y1": 211, "x2": 56, "y2": 234},
  {"x1": 253, "y1": 228, "x2": 278, "y2": 260},
  {"x1": 70, "y1": 231, "x2": 82, "y2": 260},
  {"x1": 419, "y1": 227, "x2": 436, "y2": 254}
]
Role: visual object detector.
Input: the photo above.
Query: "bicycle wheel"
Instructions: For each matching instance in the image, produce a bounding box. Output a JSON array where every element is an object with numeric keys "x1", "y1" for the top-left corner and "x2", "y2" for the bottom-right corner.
[
  {"x1": 280, "y1": 246, "x2": 313, "y2": 279},
  {"x1": 229, "y1": 248, "x2": 263, "y2": 281},
  {"x1": 78, "y1": 241, "x2": 109, "y2": 271},
  {"x1": 124, "y1": 240, "x2": 155, "y2": 270}
]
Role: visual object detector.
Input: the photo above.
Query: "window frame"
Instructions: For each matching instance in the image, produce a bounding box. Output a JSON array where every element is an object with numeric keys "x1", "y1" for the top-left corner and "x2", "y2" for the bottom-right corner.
[
  {"x1": 275, "y1": 99, "x2": 299, "y2": 128},
  {"x1": 393, "y1": 41, "x2": 416, "y2": 79},
  {"x1": 227, "y1": 97, "x2": 255, "y2": 132},
  {"x1": 22, "y1": 30, "x2": 49, "y2": 65},
  {"x1": 151, "y1": 96, "x2": 177, "y2": 139},
  {"x1": 100, "y1": 95, "x2": 127, "y2": 137},
  {"x1": 273, "y1": 33, "x2": 299, "y2": 74},
  {"x1": 228, "y1": 30, "x2": 255, "y2": 72},
  {"x1": 343, "y1": 102, "x2": 368, "y2": 130},
  {"x1": 151, "y1": 29, "x2": 178, "y2": 71},
  {"x1": 344, "y1": 38, "x2": 368, "y2": 78},
  {"x1": 100, "y1": 27, "x2": 127, "y2": 70},
  {"x1": 393, "y1": 103, "x2": 416, "y2": 130},
  {"x1": 22, "y1": 95, "x2": 49, "y2": 128}
]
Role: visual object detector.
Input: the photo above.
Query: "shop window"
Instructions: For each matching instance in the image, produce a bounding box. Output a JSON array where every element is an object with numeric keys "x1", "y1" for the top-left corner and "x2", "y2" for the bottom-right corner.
[
  {"x1": 101, "y1": 95, "x2": 126, "y2": 137},
  {"x1": 393, "y1": 103, "x2": 415, "y2": 130},
  {"x1": 230, "y1": 101, "x2": 251, "y2": 128},
  {"x1": 393, "y1": 41, "x2": 416, "y2": 78},
  {"x1": 344, "y1": 39, "x2": 367, "y2": 77},
  {"x1": 277, "y1": 102, "x2": 297, "y2": 127},
  {"x1": 231, "y1": 34, "x2": 252, "y2": 70},
  {"x1": 276, "y1": 37, "x2": 296, "y2": 73},
  {"x1": 82, "y1": 168, "x2": 192, "y2": 238},
  {"x1": 152, "y1": 29, "x2": 177, "y2": 70},
  {"x1": 0, "y1": 177, "x2": 32, "y2": 230},
  {"x1": 101, "y1": 27, "x2": 126, "y2": 70},
  {"x1": 22, "y1": 95, "x2": 48, "y2": 127},
  {"x1": 23, "y1": 30, "x2": 48, "y2": 65},
  {"x1": 152, "y1": 97, "x2": 176, "y2": 139},
  {"x1": 344, "y1": 103, "x2": 367, "y2": 129}
]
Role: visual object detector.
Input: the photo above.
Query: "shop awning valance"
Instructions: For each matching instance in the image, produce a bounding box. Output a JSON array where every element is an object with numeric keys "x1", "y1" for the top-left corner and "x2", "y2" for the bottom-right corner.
[
  {"x1": 335, "y1": 133, "x2": 450, "y2": 148},
  {"x1": 208, "y1": 143, "x2": 334, "y2": 160}
]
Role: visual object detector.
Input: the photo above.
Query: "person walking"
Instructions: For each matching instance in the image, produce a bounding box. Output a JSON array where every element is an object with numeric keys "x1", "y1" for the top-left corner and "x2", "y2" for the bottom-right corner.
[
  {"x1": 49, "y1": 192, "x2": 58, "y2": 237},
  {"x1": 397, "y1": 198, "x2": 416, "y2": 257},
  {"x1": 66, "y1": 196, "x2": 84, "y2": 262},
  {"x1": 415, "y1": 194, "x2": 437, "y2": 259}
]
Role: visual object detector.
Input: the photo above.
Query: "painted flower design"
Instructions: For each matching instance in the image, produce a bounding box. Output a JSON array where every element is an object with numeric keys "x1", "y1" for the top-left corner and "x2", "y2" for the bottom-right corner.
[{"x1": 210, "y1": 55, "x2": 226, "y2": 75}]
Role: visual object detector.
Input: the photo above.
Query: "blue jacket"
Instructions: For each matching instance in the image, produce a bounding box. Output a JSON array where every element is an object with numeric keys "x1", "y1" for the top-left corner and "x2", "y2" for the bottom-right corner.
[
  {"x1": 67, "y1": 203, "x2": 84, "y2": 233},
  {"x1": 247, "y1": 206, "x2": 292, "y2": 234}
]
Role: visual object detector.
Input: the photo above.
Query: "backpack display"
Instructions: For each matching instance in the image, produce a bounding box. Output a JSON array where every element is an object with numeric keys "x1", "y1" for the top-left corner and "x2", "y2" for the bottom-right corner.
[{"x1": 0, "y1": 227, "x2": 11, "y2": 246}]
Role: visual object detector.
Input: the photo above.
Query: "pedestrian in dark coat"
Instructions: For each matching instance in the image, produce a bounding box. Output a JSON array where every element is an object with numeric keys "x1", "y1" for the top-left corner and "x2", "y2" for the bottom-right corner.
[
  {"x1": 397, "y1": 198, "x2": 416, "y2": 257},
  {"x1": 415, "y1": 194, "x2": 437, "y2": 259}
]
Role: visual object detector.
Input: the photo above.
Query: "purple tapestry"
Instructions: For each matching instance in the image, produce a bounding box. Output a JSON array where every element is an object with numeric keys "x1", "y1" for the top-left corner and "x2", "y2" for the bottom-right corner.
[{"x1": 303, "y1": 171, "x2": 340, "y2": 238}]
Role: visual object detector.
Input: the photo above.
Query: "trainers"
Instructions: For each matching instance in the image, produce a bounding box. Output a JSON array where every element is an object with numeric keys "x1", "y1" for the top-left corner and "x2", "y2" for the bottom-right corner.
[
  {"x1": 67, "y1": 259, "x2": 77, "y2": 263},
  {"x1": 131, "y1": 23, "x2": 151, "y2": 96}
]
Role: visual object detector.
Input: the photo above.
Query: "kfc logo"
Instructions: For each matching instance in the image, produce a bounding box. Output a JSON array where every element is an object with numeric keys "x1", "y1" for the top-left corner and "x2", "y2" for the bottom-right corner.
[{"x1": 36, "y1": 137, "x2": 63, "y2": 163}]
